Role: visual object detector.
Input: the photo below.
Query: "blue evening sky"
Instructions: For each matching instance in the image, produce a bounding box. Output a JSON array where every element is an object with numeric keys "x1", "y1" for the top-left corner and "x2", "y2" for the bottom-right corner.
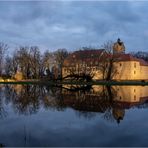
[{"x1": 0, "y1": 1, "x2": 148, "y2": 53}]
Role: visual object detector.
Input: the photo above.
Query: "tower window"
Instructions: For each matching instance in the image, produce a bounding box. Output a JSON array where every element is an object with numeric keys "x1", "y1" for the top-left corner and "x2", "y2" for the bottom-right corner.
[{"x1": 134, "y1": 71, "x2": 136, "y2": 74}]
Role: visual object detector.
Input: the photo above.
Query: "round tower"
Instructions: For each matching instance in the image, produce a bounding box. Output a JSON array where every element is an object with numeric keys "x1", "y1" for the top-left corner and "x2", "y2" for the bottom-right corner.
[
  {"x1": 113, "y1": 38, "x2": 125, "y2": 54},
  {"x1": 112, "y1": 108, "x2": 125, "y2": 124}
]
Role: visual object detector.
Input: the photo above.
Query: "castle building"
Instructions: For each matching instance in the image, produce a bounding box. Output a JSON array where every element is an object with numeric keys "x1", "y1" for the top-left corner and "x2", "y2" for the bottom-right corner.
[{"x1": 62, "y1": 39, "x2": 148, "y2": 80}]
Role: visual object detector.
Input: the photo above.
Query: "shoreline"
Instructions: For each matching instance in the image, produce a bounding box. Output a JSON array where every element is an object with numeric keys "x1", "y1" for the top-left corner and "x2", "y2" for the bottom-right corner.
[{"x1": 0, "y1": 80, "x2": 148, "y2": 85}]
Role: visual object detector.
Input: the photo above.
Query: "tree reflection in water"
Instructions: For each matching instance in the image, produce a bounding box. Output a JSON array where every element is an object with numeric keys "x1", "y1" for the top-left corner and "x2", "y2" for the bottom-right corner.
[
  {"x1": 0, "y1": 86, "x2": 7, "y2": 119},
  {"x1": 1, "y1": 84, "x2": 148, "y2": 123}
]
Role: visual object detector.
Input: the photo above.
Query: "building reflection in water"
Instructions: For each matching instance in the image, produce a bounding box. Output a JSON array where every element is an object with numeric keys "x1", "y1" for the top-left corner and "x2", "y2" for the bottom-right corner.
[{"x1": 1, "y1": 84, "x2": 148, "y2": 124}]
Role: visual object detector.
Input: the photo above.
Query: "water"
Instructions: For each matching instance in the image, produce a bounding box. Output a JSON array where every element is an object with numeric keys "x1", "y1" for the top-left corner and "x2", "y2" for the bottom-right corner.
[{"x1": 0, "y1": 84, "x2": 148, "y2": 146}]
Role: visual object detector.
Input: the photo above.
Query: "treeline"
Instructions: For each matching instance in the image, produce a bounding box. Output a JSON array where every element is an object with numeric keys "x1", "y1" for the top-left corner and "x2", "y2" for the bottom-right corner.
[
  {"x1": 1, "y1": 41, "x2": 148, "y2": 80},
  {"x1": 131, "y1": 51, "x2": 148, "y2": 62},
  {"x1": 0, "y1": 42, "x2": 69, "y2": 80}
]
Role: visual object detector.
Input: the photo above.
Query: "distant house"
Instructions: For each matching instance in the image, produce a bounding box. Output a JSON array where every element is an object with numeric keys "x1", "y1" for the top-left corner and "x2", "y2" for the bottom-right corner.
[
  {"x1": 14, "y1": 71, "x2": 23, "y2": 81},
  {"x1": 62, "y1": 40, "x2": 148, "y2": 80}
]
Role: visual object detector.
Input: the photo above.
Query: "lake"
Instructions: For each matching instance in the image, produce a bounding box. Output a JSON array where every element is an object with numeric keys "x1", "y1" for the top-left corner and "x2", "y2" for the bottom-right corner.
[{"x1": 0, "y1": 84, "x2": 148, "y2": 147}]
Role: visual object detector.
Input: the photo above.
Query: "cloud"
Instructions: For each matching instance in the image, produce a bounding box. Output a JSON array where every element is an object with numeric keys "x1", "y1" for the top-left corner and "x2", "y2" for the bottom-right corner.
[{"x1": 0, "y1": 1, "x2": 148, "y2": 52}]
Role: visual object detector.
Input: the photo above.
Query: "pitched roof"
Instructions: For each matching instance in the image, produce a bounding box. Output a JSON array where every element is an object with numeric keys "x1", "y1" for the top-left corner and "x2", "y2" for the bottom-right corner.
[
  {"x1": 115, "y1": 54, "x2": 148, "y2": 66},
  {"x1": 63, "y1": 49, "x2": 105, "y2": 66},
  {"x1": 63, "y1": 49, "x2": 148, "y2": 67}
]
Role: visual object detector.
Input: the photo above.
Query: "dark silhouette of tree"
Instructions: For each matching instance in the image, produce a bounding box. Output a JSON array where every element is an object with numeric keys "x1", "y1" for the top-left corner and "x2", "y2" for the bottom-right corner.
[
  {"x1": 5, "y1": 56, "x2": 13, "y2": 78},
  {"x1": 100, "y1": 41, "x2": 118, "y2": 80},
  {"x1": 131, "y1": 51, "x2": 148, "y2": 62},
  {"x1": 41, "y1": 50, "x2": 54, "y2": 79},
  {"x1": 54, "y1": 49, "x2": 69, "y2": 79},
  {"x1": 29, "y1": 46, "x2": 41, "y2": 79},
  {"x1": 0, "y1": 42, "x2": 8, "y2": 76}
]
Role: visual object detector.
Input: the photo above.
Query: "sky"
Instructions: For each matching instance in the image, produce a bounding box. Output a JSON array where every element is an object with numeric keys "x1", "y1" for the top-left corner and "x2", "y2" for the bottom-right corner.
[{"x1": 0, "y1": 1, "x2": 148, "y2": 53}]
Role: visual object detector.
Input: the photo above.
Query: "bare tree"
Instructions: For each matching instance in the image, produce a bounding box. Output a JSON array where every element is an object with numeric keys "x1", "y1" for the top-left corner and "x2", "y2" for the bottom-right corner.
[
  {"x1": 100, "y1": 41, "x2": 118, "y2": 81},
  {"x1": 16, "y1": 47, "x2": 31, "y2": 79},
  {"x1": 0, "y1": 42, "x2": 8, "y2": 76},
  {"x1": 64, "y1": 59, "x2": 95, "y2": 82},
  {"x1": 54, "y1": 49, "x2": 69, "y2": 79},
  {"x1": 41, "y1": 50, "x2": 54, "y2": 79},
  {"x1": 13, "y1": 46, "x2": 42, "y2": 79},
  {"x1": 29, "y1": 46, "x2": 41, "y2": 79},
  {"x1": 5, "y1": 56, "x2": 13, "y2": 78}
]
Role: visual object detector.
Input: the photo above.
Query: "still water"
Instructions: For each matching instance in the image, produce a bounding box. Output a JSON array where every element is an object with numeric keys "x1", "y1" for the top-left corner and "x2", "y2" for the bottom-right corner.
[{"x1": 0, "y1": 84, "x2": 148, "y2": 147}]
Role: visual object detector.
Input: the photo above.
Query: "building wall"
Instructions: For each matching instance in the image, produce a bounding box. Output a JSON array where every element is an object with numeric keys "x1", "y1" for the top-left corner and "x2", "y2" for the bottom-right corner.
[
  {"x1": 62, "y1": 61, "x2": 148, "y2": 80},
  {"x1": 62, "y1": 85, "x2": 148, "y2": 103},
  {"x1": 14, "y1": 71, "x2": 23, "y2": 81},
  {"x1": 113, "y1": 61, "x2": 141, "y2": 80},
  {"x1": 113, "y1": 86, "x2": 148, "y2": 103},
  {"x1": 113, "y1": 86, "x2": 141, "y2": 103},
  {"x1": 140, "y1": 66, "x2": 148, "y2": 80}
]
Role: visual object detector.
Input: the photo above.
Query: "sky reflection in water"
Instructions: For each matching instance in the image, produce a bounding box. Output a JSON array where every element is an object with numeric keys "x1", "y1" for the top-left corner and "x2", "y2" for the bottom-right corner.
[{"x1": 0, "y1": 84, "x2": 148, "y2": 147}]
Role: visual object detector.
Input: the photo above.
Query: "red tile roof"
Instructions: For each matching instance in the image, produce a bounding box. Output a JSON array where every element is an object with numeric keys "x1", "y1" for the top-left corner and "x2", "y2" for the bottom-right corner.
[
  {"x1": 63, "y1": 49, "x2": 148, "y2": 67},
  {"x1": 63, "y1": 49, "x2": 105, "y2": 66},
  {"x1": 115, "y1": 54, "x2": 148, "y2": 66}
]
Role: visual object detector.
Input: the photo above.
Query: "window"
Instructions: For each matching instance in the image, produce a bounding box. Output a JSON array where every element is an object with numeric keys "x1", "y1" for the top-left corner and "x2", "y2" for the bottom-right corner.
[
  {"x1": 134, "y1": 71, "x2": 136, "y2": 74},
  {"x1": 134, "y1": 95, "x2": 136, "y2": 100},
  {"x1": 120, "y1": 96, "x2": 122, "y2": 100},
  {"x1": 120, "y1": 63, "x2": 122, "y2": 67},
  {"x1": 134, "y1": 63, "x2": 136, "y2": 68},
  {"x1": 134, "y1": 89, "x2": 136, "y2": 92}
]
